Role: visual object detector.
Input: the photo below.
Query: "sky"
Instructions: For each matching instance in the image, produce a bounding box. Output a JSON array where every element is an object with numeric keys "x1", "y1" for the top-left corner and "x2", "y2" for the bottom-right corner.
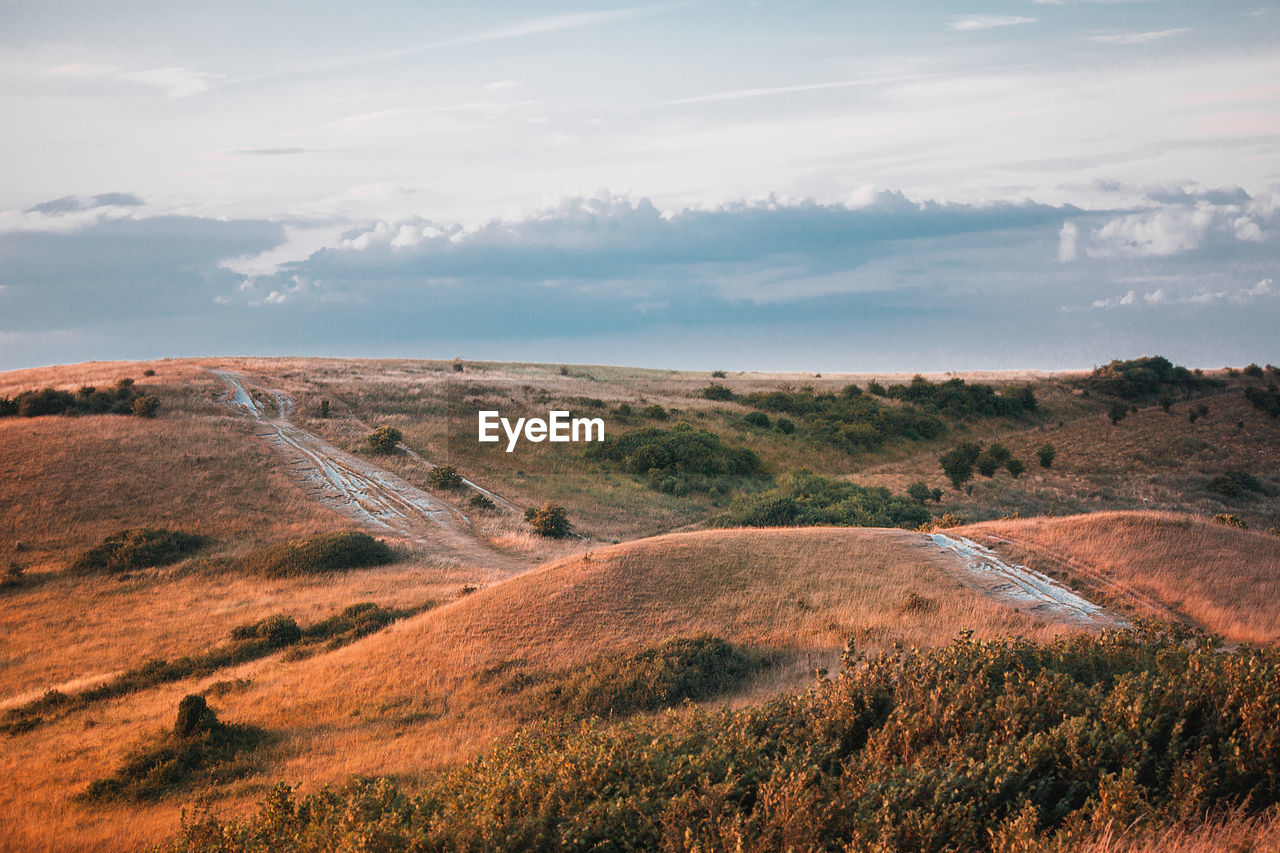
[{"x1": 1, "y1": 1, "x2": 1278, "y2": 372}]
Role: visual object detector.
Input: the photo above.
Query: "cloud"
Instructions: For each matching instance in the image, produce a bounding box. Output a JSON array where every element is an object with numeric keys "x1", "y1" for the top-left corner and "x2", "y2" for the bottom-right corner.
[
  {"x1": 228, "y1": 147, "x2": 308, "y2": 156},
  {"x1": 1083, "y1": 186, "x2": 1277, "y2": 258},
  {"x1": 654, "y1": 74, "x2": 931, "y2": 107},
  {"x1": 118, "y1": 66, "x2": 216, "y2": 98},
  {"x1": 1058, "y1": 221, "x2": 1079, "y2": 262},
  {"x1": 23, "y1": 192, "x2": 145, "y2": 216},
  {"x1": 947, "y1": 15, "x2": 1037, "y2": 31},
  {"x1": 1086, "y1": 29, "x2": 1191, "y2": 46}
]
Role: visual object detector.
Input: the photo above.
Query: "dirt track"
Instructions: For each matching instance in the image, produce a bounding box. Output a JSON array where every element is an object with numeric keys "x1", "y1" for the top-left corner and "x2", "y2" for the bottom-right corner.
[
  {"x1": 211, "y1": 369, "x2": 527, "y2": 573},
  {"x1": 930, "y1": 532, "x2": 1123, "y2": 628}
]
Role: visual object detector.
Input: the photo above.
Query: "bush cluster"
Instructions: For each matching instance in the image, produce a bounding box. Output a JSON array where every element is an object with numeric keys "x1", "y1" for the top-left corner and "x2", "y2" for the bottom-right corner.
[
  {"x1": 71, "y1": 528, "x2": 205, "y2": 574},
  {"x1": 1245, "y1": 385, "x2": 1280, "y2": 418},
  {"x1": 169, "y1": 626, "x2": 1280, "y2": 852},
  {"x1": 883, "y1": 375, "x2": 1037, "y2": 418},
  {"x1": 426, "y1": 465, "x2": 464, "y2": 489},
  {"x1": 523, "y1": 636, "x2": 767, "y2": 719},
  {"x1": 587, "y1": 425, "x2": 764, "y2": 495},
  {"x1": 717, "y1": 469, "x2": 930, "y2": 529},
  {"x1": 1083, "y1": 355, "x2": 1217, "y2": 400},
  {"x1": 239, "y1": 532, "x2": 393, "y2": 578},
  {"x1": 939, "y1": 442, "x2": 1026, "y2": 488},
  {"x1": 365, "y1": 425, "x2": 403, "y2": 454},
  {"x1": 0, "y1": 378, "x2": 158, "y2": 419},
  {"x1": 740, "y1": 385, "x2": 944, "y2": 455},
  {"x1": 525, "y1": 502, "x2": 572, "y2": 538},
  {"x1": 1206, "y1": 470, "x2": 1268, "y2": 499}
]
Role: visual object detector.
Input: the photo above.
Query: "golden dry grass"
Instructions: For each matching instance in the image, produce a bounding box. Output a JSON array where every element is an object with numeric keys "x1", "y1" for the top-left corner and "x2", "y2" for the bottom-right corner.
[
  {"x1": 964, "y1": 511, "x2": 1280, "y2": 644},
  {"x1": 0, "y1": 526, "x2": 1086, "y2": 852}
]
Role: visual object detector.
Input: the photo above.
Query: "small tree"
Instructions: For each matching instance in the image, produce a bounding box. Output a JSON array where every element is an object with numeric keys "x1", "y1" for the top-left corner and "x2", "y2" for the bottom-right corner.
[
  {"x1": 907, "y1": 481, "x2": 934, "y2": 504},
  {"x1": 1036, "y1": 443, "x2": 1056, "y2": 469},
  {"x1": 131, "y1": 395, "x2": 160, "y2": 418},
  {"x1": 526, "y1": 502, "x2": 572, "y2": 538},
  {"x1": 1158, "y1": 393, "x2": 1174, "y2": 413},
  {"x1": 366, "y1": 426, "x2": 403, "y2": 454},
  {"x1": 775, "y1": 417, "x2": 796, "y2": 435},
  {"x1": 1108, "y1": 401, "x2": 1129, "y2": 426},
  {"x1": 468, "y1": 494, "x2": 496, "y2": 511},
  {"x1": 1005, "y1": 458, "x2": 1025, "y2": 479},
  {"x1": 319, "y1": 399, "x2": 330, "y2": 418},
  {"x1": 975, "y1": 452, "x2": 1000, "y2": 478},
  {"x1": 939, "y1": 442, "x2": 981, "y2": 490}
]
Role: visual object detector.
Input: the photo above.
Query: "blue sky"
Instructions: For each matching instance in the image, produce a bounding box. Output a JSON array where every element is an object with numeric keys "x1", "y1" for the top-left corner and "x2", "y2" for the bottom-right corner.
[{"x1": 1, "y1": 1, "x2": 1277, "y2": 371}]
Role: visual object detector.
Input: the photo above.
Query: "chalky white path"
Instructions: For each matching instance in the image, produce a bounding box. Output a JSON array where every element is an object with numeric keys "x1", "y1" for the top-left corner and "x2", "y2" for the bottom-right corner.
[{"x1": 930, "y1": 533, "x2": 1123, "y2": 628}]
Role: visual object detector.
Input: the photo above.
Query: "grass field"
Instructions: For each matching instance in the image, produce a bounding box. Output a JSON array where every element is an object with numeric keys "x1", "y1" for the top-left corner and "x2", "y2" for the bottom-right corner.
[{"x1": 2, "y1": 356, "x2": 1278, "y2": 851}]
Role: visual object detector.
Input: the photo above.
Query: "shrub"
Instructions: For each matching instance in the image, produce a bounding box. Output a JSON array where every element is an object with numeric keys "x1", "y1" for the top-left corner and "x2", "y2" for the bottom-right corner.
[
  {"x1": 426, "y1": 465, "x2": 464, "y2": 490},
  {"x1": 83, "y1": 696, "x2": 267, "y2": 802},
  {"x1": 1108, "y1": 400, "x2": 1129, "y2": 425},
  {"x1": 527, "y1": 502, "x2": 572, "y2": 538},
  {"x1": 718, "y1": 470, "x2": 930, "y2": 530},
  {"x1": 711, "y1": 370, "x2": 727, "y2": 378},
  {"x1": 319, "y1": 399, "x2": 330, "y2": 418},
  {"x1": 1244, "y1": 385, "x2": 1280, "y2": 417},
  {"x1": 743, "y1": 411, "x2": 770, "y2": 429},
  {"x1": 228, "y1": 615, "x2": 302, "y2": 648},
  {"x1": 131, "y1": 395, "x2": 160, "y2": 417},
  {"x1": 739, "y1": 386, "x2": 943, "y2": 455},
  {"x1": 906, "y1": 481, "x2": 933, "y2": 503},
  {"x1": 1213, "y1": 513, "x2": 1248, "y2": 529},
  {"x1": 365, "y1": 426, "x2": 402, "y2": 454},
  {"x1": 143, "y1": 368, "x2": 157, "y2": 377},
  {"x1": 774, "y1": 417, "x2": 795, "y2": 435},
  {"x1": 1, "y1": 561, "x2": 24, "y2": 589},
  {"x1": 1084, "y1": 355, "x2": 1216, "y2": 400},
  {"x1": 975, "y1": 451, "x2": 1000, "y2": 478},
  {"x1": 72, "y1": 528, "x2": 205, "y2": 574},
  {"x1": 866, "y1": 380, "x2": 887, "y2": 396},
  {"x1": 240, "y1": 532, "x2": 393, "y2": 578},
  {"x1": 587, "y1": 426, "x2": 764, "y2": 494},
  {"x1": 939, "y1": 441, "x2": 982, "y2": 489},
  {"x1": 532, "y1": 636, "x2": 767, "y2": 719},
  {"x1": 883, "y1": 375, "x2": 1037, "y2": 419},
  {"x1": 1244, "y1": 363, "x2": 1264, "y2": 378},
  {"x1": 701, "y1": 383, "x2": 736, "y2": 401},
  {"x1": 614, "y1": 402, "x2": 634, "y2": 417},
  {"x1": 641, "y1": 404, "x2": 669, "y2": 420},
  {"x1": 1005, "y1": 458, "x2": 1025, "y2": 478},
  {"x1": 1036, "y1": 443, "x2": 1056, "y2": 468},
  {"x1": 1206, "y1": 471, "x2": 1265, "y2": 499},
  {"x1": 468, "y1": 494, "x2": 496, "y2": 511}
]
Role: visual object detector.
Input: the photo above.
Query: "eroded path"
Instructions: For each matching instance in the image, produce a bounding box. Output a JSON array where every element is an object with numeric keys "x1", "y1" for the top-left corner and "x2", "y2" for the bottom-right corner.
[
  {"x1": 930, "y1": 532, "x2": 1123, "y2": 628},
  {"x1": 211, "y1": 369, "x2": 528, "y2": 573}
]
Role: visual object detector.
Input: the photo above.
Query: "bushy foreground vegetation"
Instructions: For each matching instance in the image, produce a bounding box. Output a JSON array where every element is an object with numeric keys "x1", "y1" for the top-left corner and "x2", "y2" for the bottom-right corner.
[
  {"x1": 169, "y1": 624, "x2": 1280, "y2": 852},
  {"x1": 84, "y1": 695, "x2": 267, "y2": 802},
  {"x1": 1, "y1": 602, "x2": 429, "y2": 735},
  {"x1": 0, "y1": 377, "x2": 159, "y2": 419},
  {"x1": 239, "y1": 531, "x2": 394, "y2": 578},
  {"x1": 1245, "y1": 384, "x2": 1280, "y2": 418},
  {"x1": 716, "y1": 469, "x2": 930, "y2": 529},
  {"x1": 587, "y1": 424, "x2": 765, "y2": 495},
  {"x1": 71, "y1": 528, "x2": 206, "y2": 574}
]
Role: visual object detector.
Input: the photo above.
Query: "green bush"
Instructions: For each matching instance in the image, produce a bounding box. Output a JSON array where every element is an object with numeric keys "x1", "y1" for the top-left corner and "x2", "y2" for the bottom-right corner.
[
  {"x1": 640, "y1": 404, "x2": 669, "y2": 420},
  {"x1": 72, "y1": 528, "x2": 205, "y2": 574},
  {"x1": 240, "y1": 532, "x2": 393, "y2": 578},
  {"x1": 1213, "y1": 513, "x2": 1248, "y2": 529},
  {"x1": 743, "y1": 411, "x2": 770, "y2": 428},
  {"x1": 700, "y1": 383, "x2": 736, "y2": 401},
  {"x1": 739, "y1": 386, "x2": 944, "y2": 456},
  {"x1": 168, "y1": 626, "x2": 1280, "y2": 853},
  {"x1": 1244, "y1": 385, "x2": 1280, "y2": 417},
  {"x1": 1206, "y1": 471, "x2": 1266, "y2": 499},
  {"x1": 1108, "y1": 400, "x2": 1129, "y2": 425},
  {"x1": 1036, "y1": 443, "x2": 1056, "y2": 468},
  {"x1": 717, "y1": 469, "x2": 929, "y2": 530},
  {"x1": 131, "y1": 395, "x2": 160, "y2": 417},
  {"x1": 426, "y1": 465, "x2": 464, "y2": 489},
  {"x1": 1244, "y1": 362, "x2": 1265, "y2": 378},
  {"x1": 774, "y1": 417, "x2": 795, "y2": 435},
  {"x1": 883, "y1": 375, "x2": 1037, "y2": 419},
  {"x1": 975, "y1": 451, "x2": 1000, "y2": 478},
  {"x1": 587, "y1": 425, "x2": 764, "y2": 494},
  {"x1": 526, "y1": 502, "x2": 572, "y2": 538},
  {"x1": 1084, "y1": 355, "x2": 1217, "y2": 400},
  {"x1": 939, "y1": 441, "x2": 982, "y2": 489},
  {"x1": 365, "y1": 425, "x2": 403, "y2": 454},
  {"x1": 1005, "y1": 458, "x2": 1025, "y2": 479},
  {"x1": 469, "y1": 494, "x2": 496, "y2": 511},
  {"x1": 0, "y1": 378, "x2": 157, "y2": 419}
]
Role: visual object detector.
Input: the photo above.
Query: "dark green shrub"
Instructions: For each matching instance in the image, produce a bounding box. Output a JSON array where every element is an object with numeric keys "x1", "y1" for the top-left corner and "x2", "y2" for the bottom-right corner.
[
  {"x1": 738, "y1": 386, "x2": 943, "y2": 455},
  {"x1": 718, "y1": 470, "x2": 929, "y2": 529},
  {"x1": 131, "y1": 395, "x2": 160, "y2": 417},
  {"x1": 1036, "y1": 443, "x2": 1056, "y2": 468},
  {"x1": 1213, "y1": 513, "x2": 1247, "y2": 529},
  {"x1": 228, "y1": 615, "x2": 302, "y2": 648},
  {"x1": 1244, "y1": 385, "x2": 1280, "y2": 417},
  {"x1": 1158, "y1": 393, "x2": 1175, "y2": 412},
  {"x1": 701, "y1": 383, "x2": 736, "y2": 401},
  {"x1": 1206, "y1": 471, "x2": 1265, "y2": 499},
  {"x1": 975, "y1": 452, "x2": 1000, "y2": 478},
  {"x1": 906, "y1": 481, "x2": 932, "y2": 503},
  {"x1": 614, "y1": 402, "x2": 634, "y2": 417},
  {"x1": 866, "y1": 380, "x2": 887, "y2": 396},
  {"x1": 641, "y1": 404, "x2": 669, "y2": 420},
  {"x1": 469, "y1": 494, "x2": 496, "y2": 511},
  {"x1": 587, "y1": 425, "x2": 764, "y2": 493},
  {"x1": 1244, "y1": 363, "x2": 1264, "y2": 378},
  {"x1": 1109, "y1": 400, "x2": 1129, "y2": 425},
  {"x1": 774, "y1": 417, "x2": 795, "y2": 435},
  {"x1": 240, "y1": 532, "x2": 393, "y2": 578},
  {"x1": 743, "y1": 411, "x2": 770, "y2": 428},
  {"x1": 939, "y1": 441, "x2": 982, "y2": 489},
  {"x1": 319, "y1": 400, "x2": 330, "y2": 418},
  {"x1": 711, "y1": 370, "x2": 727, "y2": 378},
  {"x1": 527, "y1": 502, "x2": 572, "y2": 538},
  {"x1": 884, "y1": 376, "x2": 1037, "y2": 419},
  {"x1": 72, "y1": 528, "x2": 205, "y2": 574},
  {"x1": 426, "y1": 465, "x2": 464, "y2": 490},
  {"x1": 366, "y1": 426, "x2": 403, "y2": 454},
  {"x1": 1005, "y1": 458, "x2": 1025, "y2": 479},
  {"x1": 533, "y1": 636, "x2": 767, "y2": 719},
  {"x1": 1084, "y1": 355, "x2": 1216, "y2": 400},
  {"x1": 143, "y1": 369, "x2": 156, "y2": 377}
]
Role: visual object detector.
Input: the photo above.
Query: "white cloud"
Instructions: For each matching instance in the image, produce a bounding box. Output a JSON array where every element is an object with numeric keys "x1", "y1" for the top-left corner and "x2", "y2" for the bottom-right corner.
[
  {"x1": 118, "y1": 66, "x2": 216, "y2": 98},
  {"x1": 1247, "y1": 278, "x2": 1273, "y2": 296},
  {"x1": 947, "y1": 15, "x2": 1036, "y2": 31},
  {"x1": 1057, "y1": 221, "x2": 1079, "y2": 262},
  {"x1": 1086, "y1": 29, "x2": 1191, "y2": 46},
  {"x1": 1144, "y1": 288, "x2": 1166, "y2": 304},
  {"x1": 1093, "y1": 289, "x2": 1137, "y2": 308}
]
